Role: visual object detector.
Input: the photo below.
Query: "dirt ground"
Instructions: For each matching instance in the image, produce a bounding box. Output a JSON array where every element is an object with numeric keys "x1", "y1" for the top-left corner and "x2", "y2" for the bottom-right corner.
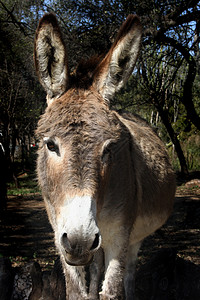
[
  {"x1": 0, "y1": 193, "x2": 56, "y2": 270},
  {"x1": 139, "y1": 178, "x2": 200, "y2": 267},
  {"x1": 0, "y1": 176, "x2": 200, "y2": 271}
]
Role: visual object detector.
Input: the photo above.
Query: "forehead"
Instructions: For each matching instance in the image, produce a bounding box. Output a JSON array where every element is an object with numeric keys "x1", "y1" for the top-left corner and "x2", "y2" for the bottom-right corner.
[{"x1": 36, "y1": 88, "x2": 121, "y2": 142}]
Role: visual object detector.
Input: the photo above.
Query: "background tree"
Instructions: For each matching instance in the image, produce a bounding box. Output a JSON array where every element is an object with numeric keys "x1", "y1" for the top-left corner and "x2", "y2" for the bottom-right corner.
[
  {"x1": 0, "y1": 0, "x2": 199, "y2": 179},
  {"x1": 0, "y1": 0, "x2": 45, "y2": 189}
]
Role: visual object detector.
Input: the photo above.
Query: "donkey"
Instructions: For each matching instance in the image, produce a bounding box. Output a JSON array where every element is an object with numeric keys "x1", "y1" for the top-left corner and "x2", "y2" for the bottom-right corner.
[{"x1": 34, "y1": 13, "x2": 176, "y2": 300}]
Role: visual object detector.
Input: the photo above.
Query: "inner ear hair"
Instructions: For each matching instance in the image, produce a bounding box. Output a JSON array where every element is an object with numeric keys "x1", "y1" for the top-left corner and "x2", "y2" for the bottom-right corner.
[
  {"x1": 34, "y1": 13, "x2": 69, "y2": 100},
  {"x1": 93, "y1": 15, "x2": 142, "y2": 104}
]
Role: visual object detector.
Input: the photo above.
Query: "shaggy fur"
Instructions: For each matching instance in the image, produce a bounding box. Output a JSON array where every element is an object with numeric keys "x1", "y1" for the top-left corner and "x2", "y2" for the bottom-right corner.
[{"x1": 34, "y1": 13, "x2": 176, "y2": 300}]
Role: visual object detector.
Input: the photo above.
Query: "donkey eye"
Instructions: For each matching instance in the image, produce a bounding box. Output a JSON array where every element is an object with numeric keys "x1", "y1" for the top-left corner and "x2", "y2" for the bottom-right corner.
[{"x1": 46, "y1": 140, "x2": 59, "y2": 154}]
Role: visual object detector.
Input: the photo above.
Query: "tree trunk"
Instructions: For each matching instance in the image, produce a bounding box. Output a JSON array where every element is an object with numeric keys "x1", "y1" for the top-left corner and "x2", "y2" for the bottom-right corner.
[
  {"x1": 141, "y1": 65, "x2": 189, "y2": 176},
  {"x1": 0, "y1": 144, "x2": 7, "y2": 214},
  {"x1": 157, "y1": 107, "x2": 188, "y2": 175},
  {"x1": 156, "y1": 35, "x2": 200, "y2": 131}
]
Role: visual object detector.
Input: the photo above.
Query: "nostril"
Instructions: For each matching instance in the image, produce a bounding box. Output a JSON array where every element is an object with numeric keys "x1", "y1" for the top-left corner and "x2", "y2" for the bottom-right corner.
[
  {"x1": 62, "y1": 232, "x2": 100, "y2": 254},
  {"x1": 90, "y1": 233, "x2": 100, "y2": 251},
  {"x1": 61, "y1": 233, "x2": 72, "y2": 253}
]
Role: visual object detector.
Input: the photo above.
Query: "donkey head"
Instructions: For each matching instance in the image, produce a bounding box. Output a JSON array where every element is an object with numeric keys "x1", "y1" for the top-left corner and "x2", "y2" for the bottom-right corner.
[{"x1": 34, "y1": 14, "x2": 142, "y2": 266}]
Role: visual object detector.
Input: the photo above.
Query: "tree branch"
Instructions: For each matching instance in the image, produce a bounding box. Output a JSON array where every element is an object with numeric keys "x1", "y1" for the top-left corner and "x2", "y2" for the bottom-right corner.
[
  {"x1": 0, "y1": 1, "x2": 27, "y2": 36},
  {"x1": 155, "y1": 34, "x2": 200, "y2": 131},
  {"x1": 143, "y1": 0, "x2": 200, "y2": 37}
]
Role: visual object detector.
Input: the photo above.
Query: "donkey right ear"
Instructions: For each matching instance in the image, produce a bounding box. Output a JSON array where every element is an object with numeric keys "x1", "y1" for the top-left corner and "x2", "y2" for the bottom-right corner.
[
  {"x1": 93, "y1": 15, "x2": 142, "y2": 104},
  {"x1": 34, "y1": 14, "x2": 69, "y2": 103}
]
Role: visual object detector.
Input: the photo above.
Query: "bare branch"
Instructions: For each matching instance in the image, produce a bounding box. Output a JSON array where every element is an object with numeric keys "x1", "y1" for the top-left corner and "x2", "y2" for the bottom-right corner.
[{"x1": 0, "y1": 0, "x2": 27, "y2": 36}]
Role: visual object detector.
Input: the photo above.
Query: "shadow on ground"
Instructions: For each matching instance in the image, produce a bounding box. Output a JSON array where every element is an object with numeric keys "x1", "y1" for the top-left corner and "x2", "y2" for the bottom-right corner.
[
  {"x1": 0, "y1": 194, "x2": 56, "y2": 265},
  {"x1": 0, "y1": 178, "x2": 200, "y2": 299}
]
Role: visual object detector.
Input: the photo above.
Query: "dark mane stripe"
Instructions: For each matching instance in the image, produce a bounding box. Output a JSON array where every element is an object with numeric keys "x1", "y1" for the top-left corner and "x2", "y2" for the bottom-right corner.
[{"x1": 70, "y1": 54, "x2": 105, "y2": 88}]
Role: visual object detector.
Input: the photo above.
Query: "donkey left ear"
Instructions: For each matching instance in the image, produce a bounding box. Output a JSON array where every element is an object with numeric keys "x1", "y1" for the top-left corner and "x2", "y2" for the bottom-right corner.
[
  {"x1": 34, "y1": 13, "x2": 69, "y2": 103},
  {"x1": 94, "y1": 15, "x2": 142, "y2": 104}
]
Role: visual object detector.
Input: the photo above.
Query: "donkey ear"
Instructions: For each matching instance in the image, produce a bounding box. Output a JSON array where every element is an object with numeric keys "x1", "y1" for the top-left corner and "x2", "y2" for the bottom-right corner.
[
  {"x1": 34, "y1": 13, "x2": 69, "y2": 102},
  {"x1": 94, "y1": 15, "x2": 142, "y2": 104}
]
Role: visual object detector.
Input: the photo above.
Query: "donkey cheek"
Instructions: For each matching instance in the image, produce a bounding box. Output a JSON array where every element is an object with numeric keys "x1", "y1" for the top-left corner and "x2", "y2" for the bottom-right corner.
[{"x1": 46, "y1": 160, "x2": 64, "y2": 187}]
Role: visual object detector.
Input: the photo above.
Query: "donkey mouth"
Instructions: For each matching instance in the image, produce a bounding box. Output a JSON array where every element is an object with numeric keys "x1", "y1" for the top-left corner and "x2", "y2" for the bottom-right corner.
[{"x1": 65, "y1": 254, "x2": 94, "y2": 266}]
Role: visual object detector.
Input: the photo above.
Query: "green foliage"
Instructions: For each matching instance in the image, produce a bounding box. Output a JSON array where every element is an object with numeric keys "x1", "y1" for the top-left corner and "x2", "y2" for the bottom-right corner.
[
  {"x1": 193, "y1": 75, "x2": 200, "y2": 114},
  {"x1": 168, "y1": 134, "x2": 200, "y2": 172},
  {"x1": 185, "y1": 136, "x2": 200, "y2": 171},
  {"x1": 7, "y1": 174, "x2": 39, "y2": 196}
]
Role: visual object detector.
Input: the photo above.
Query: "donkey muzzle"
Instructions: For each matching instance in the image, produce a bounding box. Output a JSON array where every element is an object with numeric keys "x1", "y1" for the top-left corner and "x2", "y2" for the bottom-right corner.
[
  {"x1": 61, "y1": 232, "x2": 101, "y2": 266},
  {"x1": 57, "y1": 195, "x2": 101, "y2": 265}
]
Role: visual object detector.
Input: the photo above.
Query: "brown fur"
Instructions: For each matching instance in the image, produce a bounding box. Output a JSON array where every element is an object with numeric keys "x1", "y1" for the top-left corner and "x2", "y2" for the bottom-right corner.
[{"x1": 35, "y1": 13, "x2": 176, "y2": 300}]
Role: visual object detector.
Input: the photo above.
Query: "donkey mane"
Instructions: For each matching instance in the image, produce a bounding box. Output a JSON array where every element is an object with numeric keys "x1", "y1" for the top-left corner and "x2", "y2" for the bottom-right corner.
[{"x1": 70, "y1": 55, "x2": 105, "y2": 89}]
